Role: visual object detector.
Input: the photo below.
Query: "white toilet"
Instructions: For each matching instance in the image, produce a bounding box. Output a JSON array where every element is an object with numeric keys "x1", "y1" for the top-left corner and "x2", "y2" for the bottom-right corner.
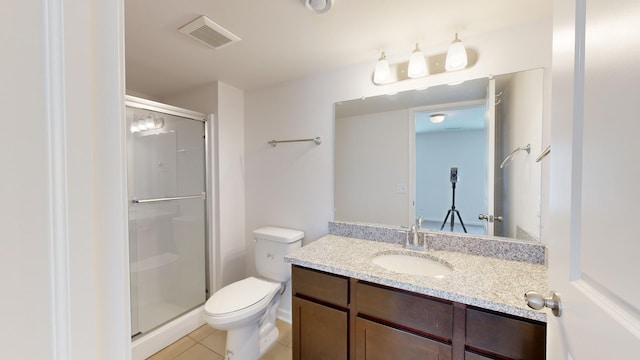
[{"x1": 203, "y1": 226, "x2": 303, "y2": 360}]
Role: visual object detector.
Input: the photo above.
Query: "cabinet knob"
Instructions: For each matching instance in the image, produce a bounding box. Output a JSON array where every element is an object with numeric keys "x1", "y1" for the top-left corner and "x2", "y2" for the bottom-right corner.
[
  {"x1": 478, "y1": 214, "x2": 489, "y2": 220},
  {"x1": 525, "y1": 290, "x2": 562, "y2": 317}
]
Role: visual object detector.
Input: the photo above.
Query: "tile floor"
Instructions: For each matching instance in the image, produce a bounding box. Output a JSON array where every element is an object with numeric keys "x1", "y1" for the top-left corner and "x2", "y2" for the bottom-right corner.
[{"x1": 147, "y1": 320, "x2": 292, "y2": 360}]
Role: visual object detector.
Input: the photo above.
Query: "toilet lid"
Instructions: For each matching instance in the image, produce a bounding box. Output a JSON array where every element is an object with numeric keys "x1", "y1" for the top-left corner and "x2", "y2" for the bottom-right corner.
[{"x1": 205, "y1": 277, "x2": 280, "y2": 316}]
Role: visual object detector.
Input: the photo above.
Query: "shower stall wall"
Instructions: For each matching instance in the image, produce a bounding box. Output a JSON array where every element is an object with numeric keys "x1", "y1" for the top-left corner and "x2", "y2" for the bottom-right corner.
[{"x1": 125, "y1": 96, "x2": 210, "y2": 342}]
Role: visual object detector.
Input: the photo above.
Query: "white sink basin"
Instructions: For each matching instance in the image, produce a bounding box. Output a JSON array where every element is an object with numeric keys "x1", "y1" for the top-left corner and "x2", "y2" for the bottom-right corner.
[{"x1": 371, "y1": 253, "x2": 453, "y2": 277}]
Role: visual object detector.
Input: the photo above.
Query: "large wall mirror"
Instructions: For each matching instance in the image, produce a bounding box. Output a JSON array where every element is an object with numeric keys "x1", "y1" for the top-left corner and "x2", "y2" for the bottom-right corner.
[{"x1": 334, "y1": 68, "x2": 543, "y2": 241}]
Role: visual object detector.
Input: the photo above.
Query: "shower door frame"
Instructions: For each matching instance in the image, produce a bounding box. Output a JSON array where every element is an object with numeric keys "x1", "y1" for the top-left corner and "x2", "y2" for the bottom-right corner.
[{"x1": 125, "y1": 95, "x2": 216, "y2": 338}]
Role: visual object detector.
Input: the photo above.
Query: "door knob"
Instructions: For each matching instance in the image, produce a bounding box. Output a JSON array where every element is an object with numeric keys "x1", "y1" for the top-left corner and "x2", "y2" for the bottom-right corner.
[
  {"x1": 478, "y1": 214, "x2": 503, "y2": 222},
  {"x1": 524, "y1": 290, "x2": 562, "y2": 317}
]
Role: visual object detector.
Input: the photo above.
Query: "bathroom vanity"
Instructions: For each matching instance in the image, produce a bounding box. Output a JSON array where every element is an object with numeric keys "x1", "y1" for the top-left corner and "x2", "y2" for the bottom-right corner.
[{"x1": 286, "y1": 231, "x2": 548, "y2": 360}]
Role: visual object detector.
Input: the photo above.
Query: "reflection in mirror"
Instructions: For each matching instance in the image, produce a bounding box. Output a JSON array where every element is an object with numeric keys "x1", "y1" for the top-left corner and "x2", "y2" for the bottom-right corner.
[
  {"x1": 413, "y1": 104, "x2": 487, "y2": 235},
  {"x1": 334, "y1": 69, "x2": 543, "y2": 241}
]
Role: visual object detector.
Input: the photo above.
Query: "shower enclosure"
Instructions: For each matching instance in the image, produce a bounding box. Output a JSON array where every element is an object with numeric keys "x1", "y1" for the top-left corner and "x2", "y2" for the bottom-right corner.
[{"x1": 126, "y1": 96, "x2": 209, "y2": 339}]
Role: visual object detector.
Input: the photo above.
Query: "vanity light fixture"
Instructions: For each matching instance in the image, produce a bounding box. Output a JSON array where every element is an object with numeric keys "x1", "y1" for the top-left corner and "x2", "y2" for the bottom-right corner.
[
  {"x1": 305, "y1": 0, "x2": 334, "y2": 14},
  {"x1": 408, "y1": 43, "x2": 427, "y2": 78},
  {"x1": 130, "y1": 114, "x2": 164, "y2": 133},
  {"x1": 445, "y1": 33, "x2": 468, "y2": 71},
  {"x1": 373, "y1": 33, "x2": 472, "y2": 85},
  {"x1": 373, "y1": 52, "x2": 391, "y2": 84},
  {"x1": 430, "y1": 114, "x2": 446, "y2": 124}
]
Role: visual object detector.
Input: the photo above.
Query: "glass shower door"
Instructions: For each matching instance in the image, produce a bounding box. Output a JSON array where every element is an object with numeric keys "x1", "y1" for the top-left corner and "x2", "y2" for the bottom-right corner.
[{"x1": 126, "y1": 106, "x2": 207, "y2": 337}]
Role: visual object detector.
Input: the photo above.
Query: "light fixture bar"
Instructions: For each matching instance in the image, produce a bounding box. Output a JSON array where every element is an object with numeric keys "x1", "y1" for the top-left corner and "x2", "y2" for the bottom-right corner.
[{"x1": 371, "y1": 34, "x2": 475, "y2": 85}]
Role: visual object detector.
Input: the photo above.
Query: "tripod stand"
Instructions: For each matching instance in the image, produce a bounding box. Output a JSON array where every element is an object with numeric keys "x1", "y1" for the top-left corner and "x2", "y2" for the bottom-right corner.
[{"x1": 439, "y1": 182, "x2": 468, "y2": 233}]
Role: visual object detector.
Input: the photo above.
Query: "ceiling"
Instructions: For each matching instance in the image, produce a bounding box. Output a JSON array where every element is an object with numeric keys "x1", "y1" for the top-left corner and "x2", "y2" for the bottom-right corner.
[{"x1": 125, "y1": 0, "x2": 552, "y2": 99}]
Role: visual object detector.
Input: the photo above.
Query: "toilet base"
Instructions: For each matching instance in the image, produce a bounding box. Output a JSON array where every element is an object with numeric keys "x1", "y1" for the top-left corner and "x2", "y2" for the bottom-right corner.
[
  {"x1": 259, "y1": 325, "x2": 279, "y2": 355},
  {"x1": 224, "y1": 322, "x2": 279, "y2": 360}
]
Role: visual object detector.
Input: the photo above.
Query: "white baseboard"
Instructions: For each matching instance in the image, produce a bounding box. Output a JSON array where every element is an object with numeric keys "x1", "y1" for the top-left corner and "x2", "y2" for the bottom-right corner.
[{"x1": 276, "y1": 307, "x2": 292, "y2": 324}]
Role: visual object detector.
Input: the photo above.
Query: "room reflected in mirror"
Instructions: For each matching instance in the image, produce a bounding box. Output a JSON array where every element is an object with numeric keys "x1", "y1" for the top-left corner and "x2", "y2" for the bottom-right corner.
[{"x1": 334, "y1": 68, "x2": 543, "y2": 241}]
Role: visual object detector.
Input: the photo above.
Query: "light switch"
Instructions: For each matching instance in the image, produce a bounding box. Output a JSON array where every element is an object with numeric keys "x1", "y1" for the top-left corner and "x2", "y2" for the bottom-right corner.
[{"x1": 396, "y1": 183, "x2": 407, "y2": 194}]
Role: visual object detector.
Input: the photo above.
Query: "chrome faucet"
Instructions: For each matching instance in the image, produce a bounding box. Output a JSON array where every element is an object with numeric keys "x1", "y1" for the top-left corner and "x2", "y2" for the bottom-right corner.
[
  {"x1": 404, "y1": 224, "x2": 429, "y2": 251},
  {"x1": 410, "y1": 225, "x2": 418, "y2": 246}
]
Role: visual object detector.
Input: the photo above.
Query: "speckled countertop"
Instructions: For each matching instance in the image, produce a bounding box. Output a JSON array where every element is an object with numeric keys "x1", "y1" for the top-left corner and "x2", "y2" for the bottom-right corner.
[{"x1": 285, "y1": 235, "x2": 548, "y2": 322}]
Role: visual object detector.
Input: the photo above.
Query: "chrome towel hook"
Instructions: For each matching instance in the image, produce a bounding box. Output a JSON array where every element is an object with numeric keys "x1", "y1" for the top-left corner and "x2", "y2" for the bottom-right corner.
[
  {"x1": 535, "y1": 145, "x2": 551, "y2": 162},
  {"x1": 500, "y1": 144, "x2": 531, "y2": 169}
]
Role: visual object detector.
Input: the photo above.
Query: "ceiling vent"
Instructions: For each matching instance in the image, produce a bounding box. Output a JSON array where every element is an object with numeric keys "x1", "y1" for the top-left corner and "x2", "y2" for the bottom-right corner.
[{"x1": 178, "y1": 15, "x2": 241, "y2": 50}]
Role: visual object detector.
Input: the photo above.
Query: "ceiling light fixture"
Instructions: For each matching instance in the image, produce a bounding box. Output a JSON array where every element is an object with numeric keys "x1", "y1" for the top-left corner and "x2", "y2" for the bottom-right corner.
[
  {"x1": 408, "y1": 43, "x2": 427, "y2": 78},
  {"x1": 373, "y1": 52, "x2": 391, "y2": 84},
  {"x1": 430, "y1": 114, "x2": 446, "y2": 124},
  {"x1": 305, "y1": 0, "x2": 334, "y2": 14},
  {"x1": 445, "y1": 33, "x2": 468, "y2": 71}
]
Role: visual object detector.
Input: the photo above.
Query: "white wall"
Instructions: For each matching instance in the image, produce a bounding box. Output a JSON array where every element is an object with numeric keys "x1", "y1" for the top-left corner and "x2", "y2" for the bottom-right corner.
[
  {"x1": 244, "y1": 19, "x2": 553, "y2": 254},
  {"x1": 2, "y1": 2, "x2": 55, "y2": 358},
  {"x1": 2, "y1": 0, "x2": 130, "y2": 359},
  {"x1": 416, "y1": 130, "x2": 486, "y2": 226},
  {"x1": 216, "y1": 83, "x2": 247, "y2": 288},
  {"x1": 499, "y1": 69, "x2": 544, "y2": 240},
  {"x1": 335, "y1": 109, "x2": 410, "y2": 226}
]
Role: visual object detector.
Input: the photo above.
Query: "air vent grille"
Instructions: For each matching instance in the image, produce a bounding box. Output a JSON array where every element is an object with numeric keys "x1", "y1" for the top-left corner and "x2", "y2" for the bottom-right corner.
[{"x1": 178, "y1": 15, "x2": 240, "y2": 50}]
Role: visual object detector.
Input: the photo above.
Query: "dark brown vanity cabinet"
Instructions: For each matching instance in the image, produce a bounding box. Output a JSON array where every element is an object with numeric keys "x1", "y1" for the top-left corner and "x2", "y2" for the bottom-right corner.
[
  {"x1": 292, "y1": 265, "x2": 546, "y2": 360},
  {"x1": 292, "y1": 265, "x2": 349, "y2": 360}
]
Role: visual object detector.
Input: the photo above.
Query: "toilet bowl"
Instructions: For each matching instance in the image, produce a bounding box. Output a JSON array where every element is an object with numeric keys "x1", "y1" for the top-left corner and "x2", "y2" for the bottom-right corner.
[
  {"x1": 204, "y1": 277, "x2": 281, "y2": 329},
  {"x1": 203, "y1": 227, "x2": 303, "y2": 360}
]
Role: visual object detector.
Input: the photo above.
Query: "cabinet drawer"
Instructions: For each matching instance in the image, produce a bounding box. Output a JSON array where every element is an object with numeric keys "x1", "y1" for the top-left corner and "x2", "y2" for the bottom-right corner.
[
  {"x1": 355, "y1": 317, "x2": 451, "y2": 360},
  {"x1": 356, "y1": 282, "x2": 453, "y2": 340},
  {"x1": 292, "y1": 265, "x2": 349, "y2": 308},
  {"x1": 466, "y1": 307, "x2": 546, "y2": 360}
]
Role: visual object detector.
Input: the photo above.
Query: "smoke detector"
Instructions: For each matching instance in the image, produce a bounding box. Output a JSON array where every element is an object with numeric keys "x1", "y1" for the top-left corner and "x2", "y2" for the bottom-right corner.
[
  {"x1": 178, "y1": 15, "x2": 241, "y2": 50},
  {"x1": 305, "y1": 0, "x2": 334, "y2": 14}
]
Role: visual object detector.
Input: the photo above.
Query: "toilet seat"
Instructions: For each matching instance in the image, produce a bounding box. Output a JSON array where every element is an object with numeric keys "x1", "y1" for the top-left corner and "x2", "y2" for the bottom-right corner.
[{"x1": 204, "y1": 277, "x2": 281, "y2": 326}]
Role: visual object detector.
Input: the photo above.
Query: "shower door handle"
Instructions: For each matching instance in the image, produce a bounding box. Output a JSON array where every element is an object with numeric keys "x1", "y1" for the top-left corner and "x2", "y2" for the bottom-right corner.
[{"x1": 132, "y1": 193, "x2": 206, "y2": 204}]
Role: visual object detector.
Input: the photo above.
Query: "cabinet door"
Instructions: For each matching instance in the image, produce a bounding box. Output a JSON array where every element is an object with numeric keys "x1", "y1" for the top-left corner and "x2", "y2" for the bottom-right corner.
[
  {"x1": 355, "y1": 317, "x2": 451, "y2": 360},
  {"x1": 292, "y1": 297, "x2": 348, "y2": 360}
]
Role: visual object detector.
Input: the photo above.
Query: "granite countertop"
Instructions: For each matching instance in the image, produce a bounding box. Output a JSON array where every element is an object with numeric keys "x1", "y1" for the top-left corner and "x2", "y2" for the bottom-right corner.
[{"x1": 285, "y1": 234, "x2": 548, "y2": 322}]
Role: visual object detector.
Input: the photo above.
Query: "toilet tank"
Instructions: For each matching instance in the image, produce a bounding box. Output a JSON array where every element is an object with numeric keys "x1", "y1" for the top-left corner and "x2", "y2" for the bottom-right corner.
[{"x1": 254, "y1": 227, "x2": 304, "y2": 282}]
